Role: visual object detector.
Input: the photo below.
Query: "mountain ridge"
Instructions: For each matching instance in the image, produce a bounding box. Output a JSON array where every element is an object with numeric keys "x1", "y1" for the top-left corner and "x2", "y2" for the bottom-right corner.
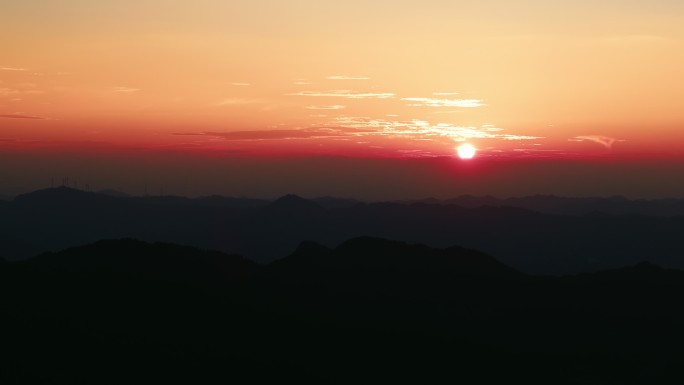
[{"x1": 3, "y1": 187, "x2": 684, "y2": 275}]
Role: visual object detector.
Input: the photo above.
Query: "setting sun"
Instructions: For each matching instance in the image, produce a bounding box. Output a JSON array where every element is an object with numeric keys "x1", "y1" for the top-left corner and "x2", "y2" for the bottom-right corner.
[{"x1": 457, "y1": 144, "x2": 477, "y2": 159}]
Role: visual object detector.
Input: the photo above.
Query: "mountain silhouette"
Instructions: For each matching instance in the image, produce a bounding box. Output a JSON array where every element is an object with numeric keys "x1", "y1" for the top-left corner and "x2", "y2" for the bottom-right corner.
[
  {"x1": 14, "y1": 186, "x2": 116, "y2": 206},
  {"x1": 274, "y1": 236, "x2": 518, "y2": 277},
  {"x1": 96, "y1": 189, "x2": 131, "y2": 198},
  {"x1": 3, "y1": 237, "x2": 684, "y2": 383},
  {"x1": 431, "y1": 194, "x2": 684, "y2": 217},
  {"x1": 268, "y1": 193, "x2": 324, "y2": 213},
  {"x1": 24, "y1": 238, "x2": 259, "y2": 283},
  {"x1": 3, "y1": 187, "x2": 684, "y2": 275}
]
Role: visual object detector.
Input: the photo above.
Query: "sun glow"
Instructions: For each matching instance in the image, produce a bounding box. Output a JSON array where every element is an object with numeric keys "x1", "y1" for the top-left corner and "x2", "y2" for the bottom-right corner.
[{"x1": 457, "y1": 143, "x2": 477, "y2": 159}]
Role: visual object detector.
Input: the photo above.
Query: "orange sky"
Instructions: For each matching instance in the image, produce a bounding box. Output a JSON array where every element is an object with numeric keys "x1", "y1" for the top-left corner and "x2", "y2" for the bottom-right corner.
[
  {"x1": 2, "y1": 2, "x2": 684, "y2": 199},
  {"x1": 2, "y1": 1, "x2": 683, "y2": 160}
]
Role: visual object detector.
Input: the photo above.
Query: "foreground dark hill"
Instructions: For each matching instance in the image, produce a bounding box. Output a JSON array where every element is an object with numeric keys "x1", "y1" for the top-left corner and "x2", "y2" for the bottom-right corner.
[
  {"x1": 3, "y1": 238, "x2": 684, "y2": 383},
  {"x1": 3, "y1": 187, "x2": 684, "y2": 274},
  {"x1": 271, "y1": 237, "x2": 522, "y2": 299},
  {"x1": 24, "y1": 238, "x2": 258, "y2": 283}
]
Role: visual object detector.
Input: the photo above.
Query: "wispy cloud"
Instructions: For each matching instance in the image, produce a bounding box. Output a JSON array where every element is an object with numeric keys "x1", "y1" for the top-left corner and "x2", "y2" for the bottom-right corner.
[
  {"x1": 0, "y1": 113, "x2": 45, "y2": 120},
  {"x1": 328, "y1": 116, "x2": 541, "y2": 142},
  {"x1": 305, "y1": 105, "x2": 346, "y2": 110},
  {"x1": 175, "y1": 128, "x2": 359, "y2": 141},
  {"x1": 602, "y1": 35, "x2": 671, "y2": 45},
  {"x1": 0, "y1": 88, "x2": 18, "y2": 96},
  {"x1": 570, "y1": 135, "x2": 622, "y2": 149},
  {"x1": 288, "y1": 90, "x2": 395, "y2": 99},
  {"x1": 0, "y1": 67, "x2": 28, "y2": 71},
  {"x1": 402, "y1": 97, "x2": 485, "y2": 108},
  {"x1": 326, "y1": 75, "x2": 370, "y2": 81},
  {"x1": 0, "y1": 87, "x2": 46, "y2": 96},
  {"x1": 113, "y1": 87, "x2": 140, "y2": 93},
  {"x1": 172, "y1": 116, "x2": 541, "y2": 156},
  {"x1": 231, "y1": 82, "x2": 251, "y2": 86},
  {"x1": 213, "y1": 98, "x2": 266, "y2": 106}
]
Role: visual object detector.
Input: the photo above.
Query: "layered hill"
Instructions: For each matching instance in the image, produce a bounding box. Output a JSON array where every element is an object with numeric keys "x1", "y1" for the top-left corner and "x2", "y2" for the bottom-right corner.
[
  {"x1": 3, "y1": 187, "x2": 684, "y2": 274},
  {"x1": 3, "y1": 237, "x2": 684, "y2": 383}
]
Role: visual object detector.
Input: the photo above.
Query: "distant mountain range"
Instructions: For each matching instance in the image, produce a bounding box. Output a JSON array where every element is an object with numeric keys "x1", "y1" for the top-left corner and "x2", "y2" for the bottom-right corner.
[
  {"x1": 2, "y1": 237, "x2": 684, "y2": 383},
  {"x1": 417, "y1": 194, "x2": 684, "y2": 216},
  {"x1": 2, "y1": 187, "x2": 684, "y2": 274}
]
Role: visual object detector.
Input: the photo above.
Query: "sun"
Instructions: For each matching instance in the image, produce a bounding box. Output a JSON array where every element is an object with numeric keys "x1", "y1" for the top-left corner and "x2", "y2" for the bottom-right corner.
[{"x1": 456, "y1": 143, "x2": 477, "y2": 159}]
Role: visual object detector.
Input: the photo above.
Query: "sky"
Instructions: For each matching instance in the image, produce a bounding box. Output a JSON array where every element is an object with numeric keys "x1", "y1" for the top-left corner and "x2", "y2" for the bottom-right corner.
[{"x1": 2, "y1": 1, "x2": 684, "y2": 198}]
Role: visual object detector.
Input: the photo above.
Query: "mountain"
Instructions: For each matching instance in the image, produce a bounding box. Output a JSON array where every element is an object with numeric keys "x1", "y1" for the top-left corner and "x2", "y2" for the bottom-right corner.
[
  {"x1": 96, "y1": 189, "x2": 131, "y2": 198},
  {"x1": 0, "y1": 234, "x2": 43, "y2": 260},
  {"x1": 23, "y1": 238, "x2": 259, "y2": 283},
  {"x1": 194, "y1": 195, "x2": 269, "y2": 208},
  {"x1": 272, "y1": 236, "x2": 519, "y2": 278},
  {"x1": 436, "y1": 194, "x2": 684, "y2": 217},
  {"x1": 268, "y1": 194, "x2": 324, "y2": 213},
  {"x1": 4, "y1": 187, "x2": 684, "y2": 274},
  {"x1": 3, "y1": 237, "x2": 684, "y2": 384},
  {"x1": 312, "y1": 196, "x2": 361, "y2": 209},
  {"x1": 14, "y1": 186, "x2": 117, "y2": 206},
  {"x1": 270, "y1": 237, "x2": 524, "y2": 300}
]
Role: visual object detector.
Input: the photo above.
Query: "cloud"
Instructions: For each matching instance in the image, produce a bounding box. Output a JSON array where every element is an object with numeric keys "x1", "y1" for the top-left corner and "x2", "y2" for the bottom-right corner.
[
  {"x1": 113, "y1": 87, "x2": 140, "y2": 93},
  {"x1": 401, "y1": 97, "x2": 485, "y2": 108},
  {"x1": 288, "y1": 90, "x2": 395, "y2": 99},
  {"x1": 171, "y1": 116, "x2": 542, "y2": 155},
  {"x1": 231, "y1": 82, "x2": 251, "y2": 86},
  {"x1": 0, "y1": 67, "x2": 28, "y2": 71},
  {"x1": 175, "y1": 127, "x2": 361, "y2": 141},
  {"x1": 213, "y1": 98, "x2": 266, "y2": 106},
  {"x1": 602, "y1": 35, "x2": 671, "y2": 45},
  {"x1": 328, "y1": 117, "x2": 541, "y2": 142},
  {"x1": 326, "y1": 75, "x2": 370, "y2": 80},
  {"x1": 0, "y1": 88, "x2": 18, "y2": 96},
  {"x1": 570, "y1": 135, "x2": 622, "y2": 149},
  {"x1": 305, "y1": 105, "x2": 346, "y2": 110},
  {"x1": 0, "y1": 113, "x2": 45, "y2": 120}
]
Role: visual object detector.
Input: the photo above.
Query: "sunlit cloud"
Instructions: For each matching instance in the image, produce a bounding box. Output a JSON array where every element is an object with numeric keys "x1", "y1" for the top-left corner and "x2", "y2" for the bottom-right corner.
[
  {"x1": 326, "y1": 75, "x2": 370, "y2": 80},
  {"x1": 0, "y1": 67, "x2": 28, "y2": 71},
  {"x1": 288, "y1": 90, "x2": 395, "y2": 99},
  {"x1": 402, "y1": 97, "x2": 485, "y2": 108},
  {"x1": 231, "y1": 82, "x2": 251, "y2": 86},
  {"x1": 170, "y1": 115, "x2": 542, "y2": 157},
  {"x1": 0, "y1": 113, "x2": 45, "y2": 120},
  {"x1": 305, "y1": 105, "x2": 346, "y2": 110},
  {"x1": 113, "y1": 87, "x2": 140, "y2": 93},
  {"x1": 570, "y1": 135, "x2": 622, "y2": 149},
  {"x1": 328, "y1": 116, "x2": 541, "y2": 142}
]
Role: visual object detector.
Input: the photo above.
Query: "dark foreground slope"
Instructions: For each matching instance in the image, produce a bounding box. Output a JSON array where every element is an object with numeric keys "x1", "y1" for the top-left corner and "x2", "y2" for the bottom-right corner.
[{"x1": 2, "y1": 238, "x2": 684, "y2": 384}]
